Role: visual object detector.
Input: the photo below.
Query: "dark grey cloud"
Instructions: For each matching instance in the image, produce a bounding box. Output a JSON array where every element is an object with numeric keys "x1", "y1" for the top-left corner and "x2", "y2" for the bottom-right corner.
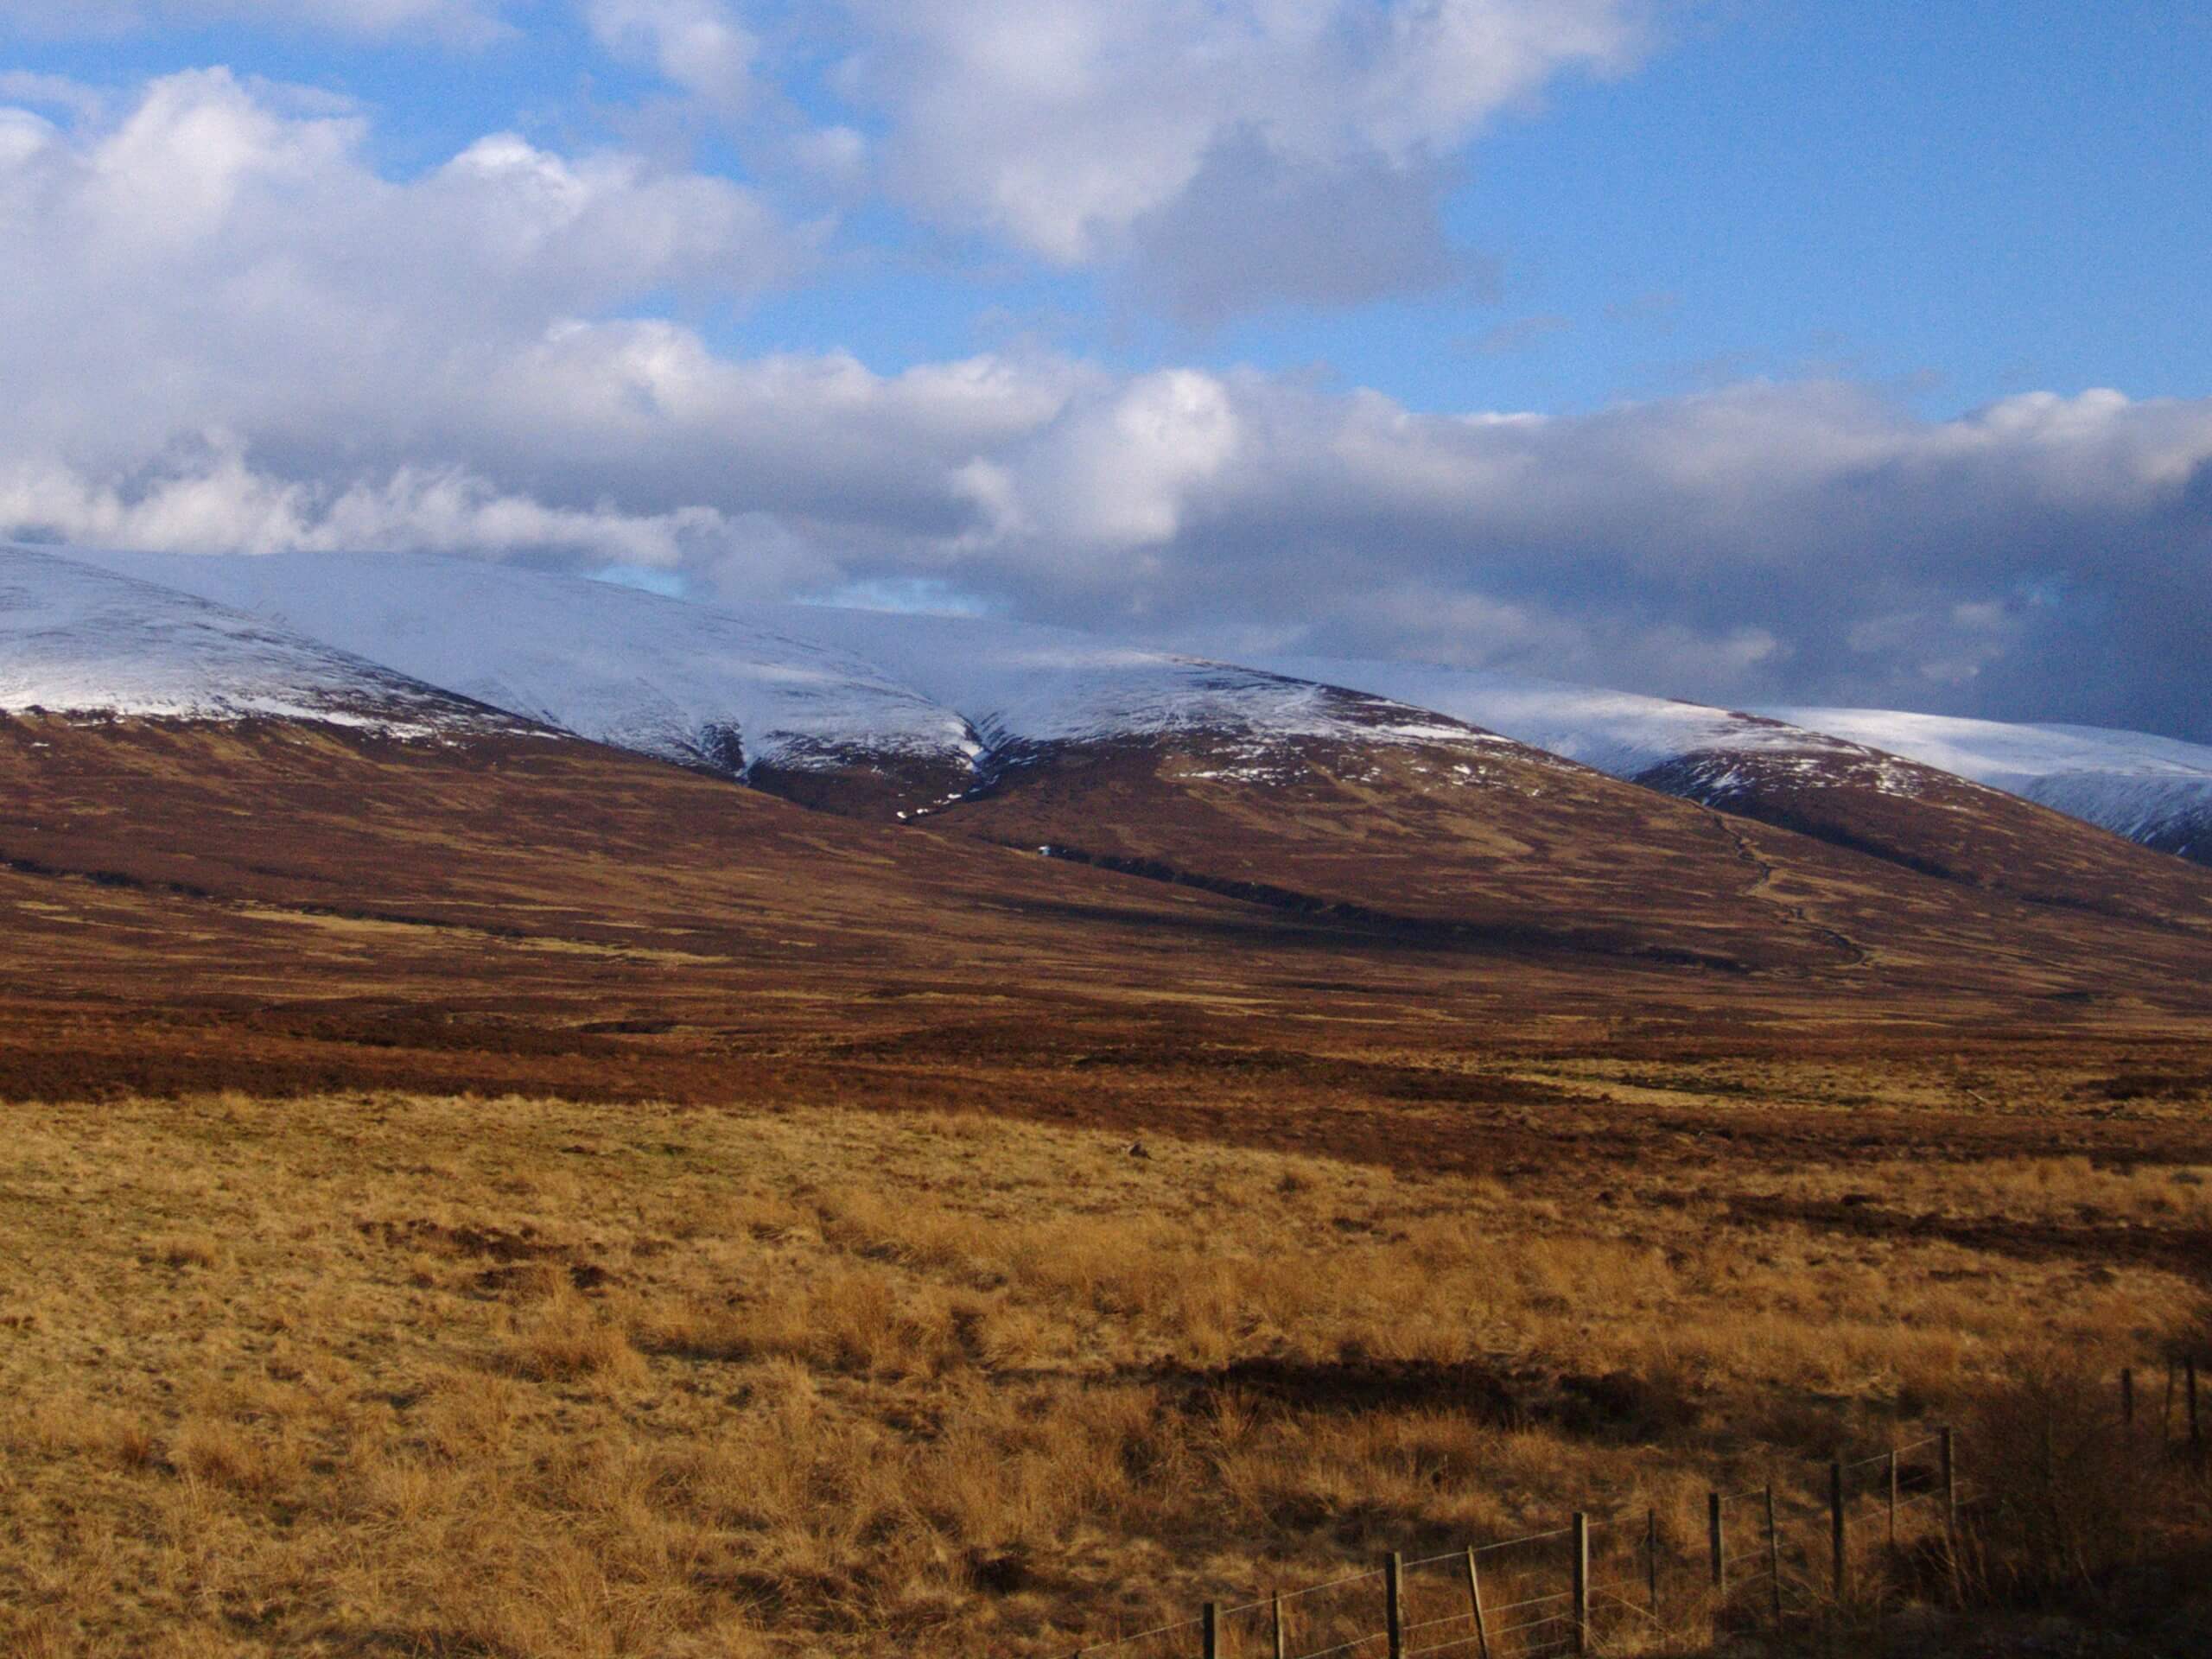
[{"x1": 1121, "y1": 135, "x2": 1471, "y2": 326}]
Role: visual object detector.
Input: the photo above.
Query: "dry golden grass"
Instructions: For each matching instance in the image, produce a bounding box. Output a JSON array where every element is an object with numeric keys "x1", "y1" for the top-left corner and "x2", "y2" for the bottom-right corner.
[
  {"x1": 1764, "y1": 1152, "x2": 2212, "y2": 1227},
  {"x1": 0, "y1": 1088, "x2": 2203, "y2": 1656}
]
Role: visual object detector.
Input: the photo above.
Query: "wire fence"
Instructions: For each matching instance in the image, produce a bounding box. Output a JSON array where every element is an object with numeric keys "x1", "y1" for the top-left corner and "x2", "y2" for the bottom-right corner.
[{"x1": 1054, "y1": 1357, "x2": 2211, "y2": 1659}]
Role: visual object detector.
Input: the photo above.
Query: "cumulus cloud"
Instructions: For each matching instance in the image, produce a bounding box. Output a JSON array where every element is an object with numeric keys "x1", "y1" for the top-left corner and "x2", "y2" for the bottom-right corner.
[
  {"x1": 6, "y1": 74, "x2": 2212, "y2": 741},
  {"x1": 955, "y1": 370, "x2": 1243, "y2": 557},
  {"x1": 1122, "y1": 134, "x2": 1469, "y2": 325},
  {"x1": 0, "y1": 69, "x2": 804, "y2": 470},
  {"x1": 585, "y1": 0, "x2": 757, "y2": 111},
  {"x1": 4, "y1": 0, "x2": 1643, "y2": 321},
  {"x1": 0, "y1": 70, "x2": 107, "y2": 122},
  {"x1": 825, "y1": 0, "x2": 1643, "y2": 312},
  {"x1": 0, "y1": 444, "x2": 744, "y2": 570}
]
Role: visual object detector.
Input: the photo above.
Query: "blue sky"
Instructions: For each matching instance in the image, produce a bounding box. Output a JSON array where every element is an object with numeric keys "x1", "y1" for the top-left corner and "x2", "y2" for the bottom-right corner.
[{"x1": 2, "y1": 0, "x2": 2209, "y2": 736}]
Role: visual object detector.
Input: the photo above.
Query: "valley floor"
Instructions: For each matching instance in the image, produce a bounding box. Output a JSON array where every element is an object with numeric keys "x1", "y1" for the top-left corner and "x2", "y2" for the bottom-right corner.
[{"x1": 3, "y1": 1053, "x2": 2208, "y2": 1657}]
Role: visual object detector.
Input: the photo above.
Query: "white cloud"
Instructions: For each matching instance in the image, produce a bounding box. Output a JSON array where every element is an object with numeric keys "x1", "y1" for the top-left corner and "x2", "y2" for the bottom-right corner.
[
  {"x1": 0, "y1": 444, "x2": 743, "y2": 571},
  {"x1": 823, "y1": 0, "x2": 1642, "y2": 309},
  {"x1": 957, "y1": 369, "x2": 1243, "y2": 553},
  {"x1": 14, "y1": 1, "x2": 1645, "y2": 319},
  {"x1": 0, "y1": 69, "x2": 804, "y2": 469},
  {"x1": 584, "y1": 0, "x2": 757, "y2": 110},
  {"x1": 0, "y1": 71, "x2": 107, "y2": 123}
]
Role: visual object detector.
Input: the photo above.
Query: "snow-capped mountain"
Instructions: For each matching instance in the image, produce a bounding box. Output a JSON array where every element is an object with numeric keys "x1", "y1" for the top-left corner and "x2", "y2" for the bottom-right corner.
[
  {"x1": 751, "y1": 606, "x2": 1513, "y2": 766},
  {"x1": 68, "y1": 549, "x2": 1529, "y2": 811},
  {"x1": 1258, "y1": 657, "x2": 1925, "y2": 795},
  {"x1": 1256, "y1": 655, "x2": 2212, "y2": 906},
  {"x1": 0, "y1": 546, "x2": 519, "y2": 735},
  {"x1": 751, "y1": 612, "x2": 1867, "y2": 969},
  {"x1": 67, "y1": 548, "x2": 984, "y2": 812},
  {"x1": 1262, "y1": 655, "x2": 2212, "y2": 862},
  {"x1": 1764, "y1": 708, "x2": 2212, "y2": 864},
  {"x1": 16, "y1": 543, "x2": 2212, "y2": 873},
  {"x1": 7, "y1": 545, "x2": 1817, "y2": 969}
]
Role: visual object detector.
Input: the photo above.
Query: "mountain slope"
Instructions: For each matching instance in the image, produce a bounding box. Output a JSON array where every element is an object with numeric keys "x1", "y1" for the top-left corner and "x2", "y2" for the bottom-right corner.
[
  {"x1": 749, "y1": 609, "x2": 1890, "y2": 969},
  {"x1": 53, "y1": 551, "x2": 1843, "y2": 966},
  {"x1": 753, "y1": 613, "x2": 2212, "y2": 980},
  {"x1": 2, "y1": 547, "x2": 1841, "y2": 970},
  {"x1": 751, "y1": 607, "x2": 1492, "y2": 764},
  {"x1": 1765, "y1": 707, "x2": 2212, "y2": 867},
  {"x1": 1257, "y1": 661, "x2": 1874, "y2": 783},
  {"x1": 0, "y1": 545, "x2": 523, "y2": 736},
  {"x1": 65, "y1": 548, "x2": 983, "y2": 816},
  {"x1": 19, "y1": 544, "x2": 2212, "y2": 988},
  {"x1": 1263, "y1": 654, "x2": 2212, "y2": 926}
]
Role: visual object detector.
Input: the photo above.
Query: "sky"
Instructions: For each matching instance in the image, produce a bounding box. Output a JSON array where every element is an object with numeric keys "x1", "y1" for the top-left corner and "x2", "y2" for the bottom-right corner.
[{"x1": 1, "y1": 1, "x2": 2208, "y2": 740}]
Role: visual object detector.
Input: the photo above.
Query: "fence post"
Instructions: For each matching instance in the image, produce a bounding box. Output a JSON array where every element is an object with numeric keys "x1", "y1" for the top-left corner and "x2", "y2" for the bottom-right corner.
[
  {"x1": 1764, "y1": 1485, "x2": 1782, "y2": 1630},
  {"x1": 1464, "y1": 1548, "x2": 1491, "y2": 1659},
  {"x1": 1939, "y1": 1427, "x2": 1957, "y2": 1542},
  {"x1": 2121, "y1": 1365, "x2": 2135, "y2": 1427},
  {"x1": 1571, "y1": 1512, "x2": 1590, "y2": 1657},
  {"x1": 1708, "y1": 1491, "x2": 1725, "y2": 1593},
  {"x1": 1385, "y1": 1551, "x2": 1404, "y2": 1659},
  {"x1": 1271, "y1": 1589, "x2": 1285, "y2": 1659},
  {"x1": 1646, "y1": 1506, "x2": 1660, "y2": 1621},
  {"x1": 2190, "y1": 1358, "x2": 2203, "y2": 1452},
  {"x1": 1830, "y1": 1460, "x2": 1847, "y2": 1599},
  {"x1": 1938, "y1": 1425, "x2": 1961, "y2": 1603},
  {"x1": 1887, "y1": 1450, "x2": 1899, "y2": 1548},
  {"x1": 1203, "y1": 1600, "x2": 1219, "y2": 1659}
]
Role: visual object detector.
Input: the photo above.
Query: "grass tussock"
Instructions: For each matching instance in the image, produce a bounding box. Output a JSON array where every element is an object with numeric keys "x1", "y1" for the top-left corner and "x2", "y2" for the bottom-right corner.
[
  {"x1": 0, "y1": 1087, "x2": 2204, "y2": 1656},
  {"x1": 501, "y1": 1292, "x2": 650, "y2": 1385}
]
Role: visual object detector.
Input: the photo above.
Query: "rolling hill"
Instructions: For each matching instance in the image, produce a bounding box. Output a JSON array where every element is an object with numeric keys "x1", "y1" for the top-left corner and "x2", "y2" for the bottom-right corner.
[
  {"x1": 65, "y1": 548, "x2": 984, "y2": 817},
  {"x1": 1263, "y1": 654, "x2": 2212, "y2": 926},
  {"x1": 1766, "y1": 706, "x2": 2212, "y2": 867},
  {"x1": 6, "y1": 543, "x2": 2212, "y2": 1031}
]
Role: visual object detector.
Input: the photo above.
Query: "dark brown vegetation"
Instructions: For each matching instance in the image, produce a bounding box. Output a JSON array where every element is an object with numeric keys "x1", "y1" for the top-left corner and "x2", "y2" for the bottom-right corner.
[{"x1": 1635, "y1": 741, "x2": 2212, "y2": 926}]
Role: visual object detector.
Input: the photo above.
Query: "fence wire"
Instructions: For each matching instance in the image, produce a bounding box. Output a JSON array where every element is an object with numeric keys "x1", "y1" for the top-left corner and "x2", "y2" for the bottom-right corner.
[{"x1": 1057, "y1": 1391, "x2": 2200, "y2": 1659}]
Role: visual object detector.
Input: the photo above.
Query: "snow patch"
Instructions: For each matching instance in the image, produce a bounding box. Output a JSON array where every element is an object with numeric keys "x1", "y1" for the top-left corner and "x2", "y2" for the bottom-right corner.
[
  {"x1": 0, "y1": 546, "x2": 519, "y2": 736},
  {"x1": 1764, "y1": 706, "x2": 2212, "y2": 846},
  {"x1": 66, "y1": 549, "x2": 978, "y2": 779}
]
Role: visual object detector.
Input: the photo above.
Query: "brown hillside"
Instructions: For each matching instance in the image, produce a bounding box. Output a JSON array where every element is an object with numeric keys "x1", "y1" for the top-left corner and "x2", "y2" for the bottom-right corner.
[{"x1": 1637, "y1": 745, "x2": 2212, "y2": 931}]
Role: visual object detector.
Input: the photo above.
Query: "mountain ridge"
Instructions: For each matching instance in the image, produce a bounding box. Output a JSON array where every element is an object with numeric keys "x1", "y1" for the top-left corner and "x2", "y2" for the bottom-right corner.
[{"x1": 12, "y1": 544, "x2": 2212, "y2": 943}]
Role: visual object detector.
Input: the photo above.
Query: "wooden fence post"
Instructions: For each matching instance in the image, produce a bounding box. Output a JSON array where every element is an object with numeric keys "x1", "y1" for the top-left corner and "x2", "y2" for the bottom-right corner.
[
  {"x1": 1385, "y1": 1551, "x2": 1404, "y2": 1659},
  {"x1": 1571, "y1": 1513, "x2": 1590, "y2": 1657},
  {"x1": 1463, "y1": 1548, "x2": 1491, "y2": 1659},
  {"x1": 1939, "y1": 1427, "x2": 1957, "y2": 1542},
  {"x1": 1764, "y1": 1485, "x2": 1783, "y2": 1630},
  {"x1": 1708, "y1": 1491, "x2": 1725, "y2": 1593},
  {"x1": 1646, "y1": 1506, "x2": 1660, "y2": 1621},
  {"x1": 1271, "y1": 1590, "x2": 1285, "y2": 1659},
  {"x1": 1829, "y1": 1460, "x2": 1847, "y2": 1599},
  {"x1": 1203, "y1": 1600, "x2": 1219, "y2": 1659},
  {"x1": 1887, "y1": 1451, "x2": 1899, "y2": 1548},
  {"x1": 1939, "y1": 1425, "x2": 1961, "y2": 1603}
]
